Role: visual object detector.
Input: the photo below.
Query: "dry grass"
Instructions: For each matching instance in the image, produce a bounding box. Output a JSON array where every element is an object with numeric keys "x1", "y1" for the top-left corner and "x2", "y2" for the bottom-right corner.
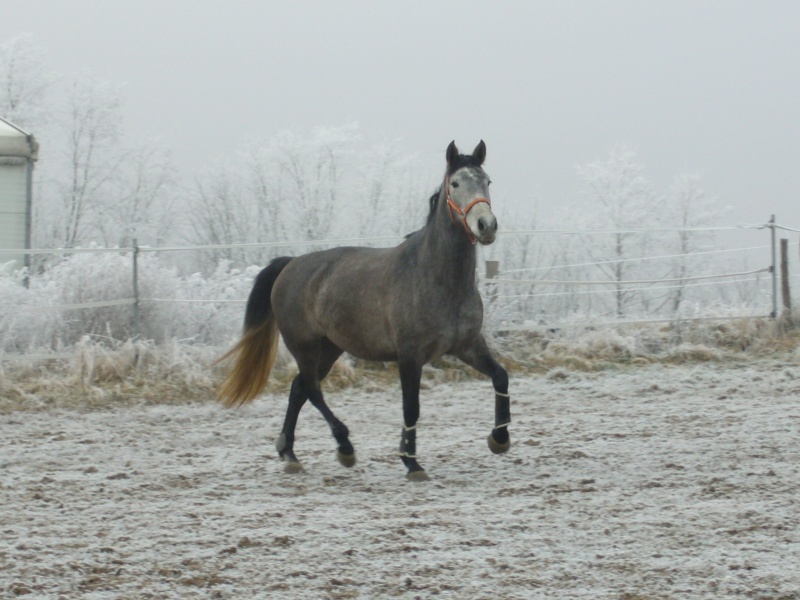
[
  {"x1": 1, "y1": 338, "x2": 220, "y2": 412},
  {"x1": 2, "y1": 316, "x2": 799, "y2": 412}
]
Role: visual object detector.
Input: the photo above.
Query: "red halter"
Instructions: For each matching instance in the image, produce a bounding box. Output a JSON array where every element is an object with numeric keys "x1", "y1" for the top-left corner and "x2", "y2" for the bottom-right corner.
[{"x1": 445, "y1": 176, "x2": 491, "y2": 245}]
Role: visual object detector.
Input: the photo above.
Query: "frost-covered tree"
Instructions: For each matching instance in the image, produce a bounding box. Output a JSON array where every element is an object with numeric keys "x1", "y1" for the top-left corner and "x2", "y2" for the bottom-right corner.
[
  {"x1": 37, "y1": 74, "x2": 127, "y2": 249},
  {"x1": 271, "y1": 124, "x2": 356, "y2": 241},
  {"x1": 1, "y1": 37, "x2": 180, "y2": 252},
  {"x1": 31, "y1": 74, "x2": 179, "y2": 252},
  {"x1": 576, "y1": 145, "x2": 658, "y2": 317},
  {"x1": 242, "y1": 142, "x2": 285, "y2": 246},
  {"x1": 187, "y1": 165, "x2": 255, "y2": 267},
  {"x1": 186, "y1": 124, "x2": 428, "y2": 272},
  {"x1": 353, "y1": 140, "x2": 427, "y2": 237},
  {"x1": 491, "y1": 209, "x2": 553, "y2": 323},
  {"x1": 664, "y1": 173, "x2": 727, "y2": 314},
  {"x1": 187, "y1": 124, "x2": 360, "y2": 268},
  {"x1": 101, "y1": 138, "x2": 177, "y2": 248},
  {"x1": 0, "y1": 34, "x2": 54, "y2": 130}
]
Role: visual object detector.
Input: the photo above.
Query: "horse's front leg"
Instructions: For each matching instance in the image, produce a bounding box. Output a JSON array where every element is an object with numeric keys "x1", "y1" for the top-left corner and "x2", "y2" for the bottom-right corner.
[
  {"x1": 454, "y1": 337, "x2": 511, "y2": 454},
  {"x1": 398, "y1": 360, "x2": 429, "y2": 481}
]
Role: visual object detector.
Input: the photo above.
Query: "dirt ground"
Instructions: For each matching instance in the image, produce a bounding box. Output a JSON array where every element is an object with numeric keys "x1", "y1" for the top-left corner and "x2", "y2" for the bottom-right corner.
[{"x1": 2, "y1": 360, "x2": 799, "y2": 599}]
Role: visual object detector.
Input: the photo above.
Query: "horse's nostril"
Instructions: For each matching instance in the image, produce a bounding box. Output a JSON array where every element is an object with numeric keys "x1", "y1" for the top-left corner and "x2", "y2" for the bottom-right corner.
[{"x1": 478, "y1": 218, "x2": 497, "y2": 235}]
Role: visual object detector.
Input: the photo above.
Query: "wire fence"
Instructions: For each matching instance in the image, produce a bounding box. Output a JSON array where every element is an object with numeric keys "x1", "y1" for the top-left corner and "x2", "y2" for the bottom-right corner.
[{"x1": 0, "y1": 216, "x2": 796, "y2": 359}]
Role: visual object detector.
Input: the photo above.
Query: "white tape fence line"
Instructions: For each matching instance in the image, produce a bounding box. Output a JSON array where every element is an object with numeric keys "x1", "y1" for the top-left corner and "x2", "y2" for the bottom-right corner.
[{"x1": 0, "y1": 219, "x2": 796, "y2": 358}]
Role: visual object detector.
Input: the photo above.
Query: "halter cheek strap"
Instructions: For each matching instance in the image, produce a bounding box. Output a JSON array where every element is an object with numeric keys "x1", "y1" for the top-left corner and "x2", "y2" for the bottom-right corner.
[{"x1": 445, "y1": 176, "x2": 491, "y2": 245}]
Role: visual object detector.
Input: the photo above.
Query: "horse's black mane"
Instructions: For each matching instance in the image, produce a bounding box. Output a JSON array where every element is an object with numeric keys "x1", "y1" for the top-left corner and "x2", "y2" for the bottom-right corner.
[{"x1": 404, "y1": 188, "x2": 445, "y2": 239}]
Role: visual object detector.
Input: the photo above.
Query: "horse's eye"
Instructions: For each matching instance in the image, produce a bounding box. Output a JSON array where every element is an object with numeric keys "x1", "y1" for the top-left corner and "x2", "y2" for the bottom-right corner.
[{"x1": 451, "y1": 181, "x2": 459, "y2": 188}]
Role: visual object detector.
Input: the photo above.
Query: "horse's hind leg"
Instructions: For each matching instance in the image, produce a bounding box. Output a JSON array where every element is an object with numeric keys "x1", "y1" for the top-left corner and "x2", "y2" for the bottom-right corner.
[
  {"x1": 277, "y1": 375, "x2": 308, "y2": 473},
  {"x1": 277, "y1": 339, "x2": 345, "y2": 473},
  {"x1": 289, "y1": 337, "x2": 355, "y2": 468},
  {"x1": 307, "y1": 388, "x2": 356, "y2": 468},
  {"x1": 307, "y1": 339, "x2": 355, "y2": 467},
  {"x1": 453, "y1": 336, "x2": 511, "y2": 454}
]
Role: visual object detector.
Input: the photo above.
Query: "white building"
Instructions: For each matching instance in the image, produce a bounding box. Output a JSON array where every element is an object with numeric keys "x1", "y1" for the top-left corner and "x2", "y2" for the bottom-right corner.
[{"x1": 0, "y1": 116, "x2": 38, "y2": 268}]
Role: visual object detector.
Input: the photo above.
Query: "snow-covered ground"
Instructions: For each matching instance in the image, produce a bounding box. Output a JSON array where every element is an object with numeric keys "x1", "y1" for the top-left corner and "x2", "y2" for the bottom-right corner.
[{"x1": 2, "y1": 360, "x2": 799, "y2": 599}]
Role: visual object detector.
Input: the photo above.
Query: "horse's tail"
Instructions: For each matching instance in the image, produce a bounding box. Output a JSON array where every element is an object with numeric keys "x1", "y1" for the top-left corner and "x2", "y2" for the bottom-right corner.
[{"x1": 216, "y1": 257, "x2": 293, "y2": 408}]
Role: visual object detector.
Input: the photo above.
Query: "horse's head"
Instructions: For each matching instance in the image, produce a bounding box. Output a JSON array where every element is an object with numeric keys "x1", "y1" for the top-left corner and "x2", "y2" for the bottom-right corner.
[{"x1": 445, "y1": 140, "x2": 497, "y2": 245}]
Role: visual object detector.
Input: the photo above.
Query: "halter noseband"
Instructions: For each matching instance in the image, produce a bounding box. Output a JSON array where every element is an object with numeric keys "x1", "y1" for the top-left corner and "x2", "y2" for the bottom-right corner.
[{"x1": 445, "y1": 175, "x2": 491, "y2": 245}]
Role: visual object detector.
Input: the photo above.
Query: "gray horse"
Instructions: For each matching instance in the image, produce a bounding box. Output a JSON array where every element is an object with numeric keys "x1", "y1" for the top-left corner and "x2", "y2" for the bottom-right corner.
[{"x1": 218, "y1": 140, "x2": 511, "y2": 480}]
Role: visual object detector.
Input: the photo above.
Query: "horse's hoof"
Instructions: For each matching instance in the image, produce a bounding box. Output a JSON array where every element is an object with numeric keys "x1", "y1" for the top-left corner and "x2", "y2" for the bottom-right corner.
[
  {"x1": 283, "y1": 460, "x2": 304, "y2": 474},
  {"x1": 406, "y1": 469, "x2": 430, "y2": 482},
  {"x1": 337, "y1": 450, "x2": 357, "y2": 468},
  {"x1": 487, "y1": 433, "x2": 511, "y2": 455}
]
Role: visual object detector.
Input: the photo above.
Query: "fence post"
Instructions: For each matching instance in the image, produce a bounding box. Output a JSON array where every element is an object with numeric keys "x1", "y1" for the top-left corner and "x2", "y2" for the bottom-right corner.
[
  {"x1": 781, "y1": 237, "x2": 792, "y2": 325},
  {"x1": 132, "y1": 239, "x2": 140, "y2": 337},
  {"x1": 485, "y1": 260, "x2": 499, "y2": 305},
  {"x1": 770, "y1": 215, "x2": 777, "y2": 319}
]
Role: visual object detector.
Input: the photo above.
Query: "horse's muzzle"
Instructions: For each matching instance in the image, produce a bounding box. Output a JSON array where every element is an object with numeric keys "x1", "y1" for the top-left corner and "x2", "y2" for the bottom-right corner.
[{"x1": 474, "y1": 214, "x2": 498, "y2": 245}]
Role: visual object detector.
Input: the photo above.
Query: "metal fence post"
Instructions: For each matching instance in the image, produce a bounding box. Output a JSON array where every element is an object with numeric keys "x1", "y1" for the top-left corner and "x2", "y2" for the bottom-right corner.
[
  {"x1": 485, "y1": 260, "x2": 499, "y2": 305},
  {"x1": 781, "y1": 238, "x2": 792, "y2": 324},
  {"x1": 132, "y1": 239, "x2": 140, "y2": 337},
  {"x1": 770, "y1": 215, "x2": 777, "y2": 319}
]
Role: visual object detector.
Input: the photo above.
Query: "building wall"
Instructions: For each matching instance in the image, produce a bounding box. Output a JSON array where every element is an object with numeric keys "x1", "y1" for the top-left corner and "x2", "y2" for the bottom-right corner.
[{"x1": 0, "y1": 161, "x2": 28, "y2": 267}]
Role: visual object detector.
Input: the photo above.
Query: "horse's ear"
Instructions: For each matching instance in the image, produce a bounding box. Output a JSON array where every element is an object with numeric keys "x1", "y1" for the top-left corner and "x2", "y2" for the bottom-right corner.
[
  {"x1": 472, "y1": 140, "x2": 486, "y2": 165},
  {"x1": 446, "y1": 141, "x2": 459, "y2": 164}
]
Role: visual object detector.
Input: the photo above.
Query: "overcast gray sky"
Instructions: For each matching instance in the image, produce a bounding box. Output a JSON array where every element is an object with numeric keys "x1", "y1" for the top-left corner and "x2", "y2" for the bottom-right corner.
[{"x1": 3, "y1": 0, "x2": 799, "y2": 228}]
